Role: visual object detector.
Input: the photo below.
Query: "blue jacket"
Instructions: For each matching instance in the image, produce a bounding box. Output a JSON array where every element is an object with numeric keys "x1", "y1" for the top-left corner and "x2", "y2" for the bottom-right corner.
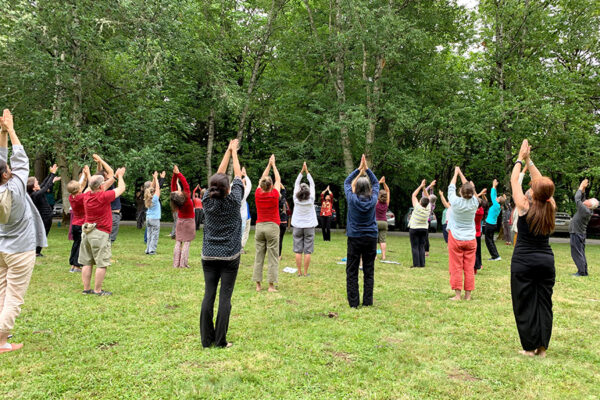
[
  {"x1": 485, "y1": 187, "x2": 501, "y2": 225},
  {"x1": 344, "y1": 169, "x2": 379, "y2": 238}
]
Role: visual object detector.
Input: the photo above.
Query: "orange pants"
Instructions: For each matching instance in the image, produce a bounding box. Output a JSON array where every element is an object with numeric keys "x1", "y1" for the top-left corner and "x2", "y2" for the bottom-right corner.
[{"x1": 448, "y1": 231, "x2": 476, "y2": 291}]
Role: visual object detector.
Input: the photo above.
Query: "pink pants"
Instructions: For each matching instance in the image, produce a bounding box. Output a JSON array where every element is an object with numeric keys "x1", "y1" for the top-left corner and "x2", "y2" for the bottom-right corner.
[
  {"x1": 173, "y1": 241, "x2": 191, "y2": 268},
  {"x1": 448, "y1": 231, "x2": 476, "y2": 291}
]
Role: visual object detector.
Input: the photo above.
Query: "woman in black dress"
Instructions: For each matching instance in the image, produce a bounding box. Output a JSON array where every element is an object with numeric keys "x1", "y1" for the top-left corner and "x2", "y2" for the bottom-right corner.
[{"x1": 510, "y1": 139, "x2": 556, "y2": 357}]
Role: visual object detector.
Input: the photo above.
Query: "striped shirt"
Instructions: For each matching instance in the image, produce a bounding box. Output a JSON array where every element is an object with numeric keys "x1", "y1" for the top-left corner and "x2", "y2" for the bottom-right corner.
[{"x1": 409, "y1": 204, "x2": 430, "y2": 230}]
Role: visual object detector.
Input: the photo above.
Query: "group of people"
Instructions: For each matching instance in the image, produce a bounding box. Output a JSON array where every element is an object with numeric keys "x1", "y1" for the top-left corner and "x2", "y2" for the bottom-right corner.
[{"x1": 0, "y1": 107, "x2": 596, "y2": 358}]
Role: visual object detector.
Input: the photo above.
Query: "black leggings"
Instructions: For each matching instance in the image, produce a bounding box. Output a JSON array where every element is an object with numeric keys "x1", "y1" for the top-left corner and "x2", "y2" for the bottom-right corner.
[
  {"x1": 279, "y1": 224, "x2": 287, "y2": 256},
  {"x1": 200, "y1": 257, "x2": 240, "y2": 348},
  {"x1": 485, "y1": 224, "x2": 500, "y2": 259},
  {"x1": 69, "y1": 224, "x2": 83, "y2": 267},
  {"x1": 36, "y1": 216, "x2": 52, "y2": 255},
  {"x1": 321, "y1": 216, "x2": 331, "y2": 241}
]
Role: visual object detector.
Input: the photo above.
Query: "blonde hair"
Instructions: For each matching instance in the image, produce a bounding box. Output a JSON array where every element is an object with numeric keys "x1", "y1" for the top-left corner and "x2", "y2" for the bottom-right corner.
[
  {"x1": 260, "y1": 176, "x2": 273, "y2": 192},
  {"x1": 144, "y1": 184, "x2": 155, "y2": 208}
]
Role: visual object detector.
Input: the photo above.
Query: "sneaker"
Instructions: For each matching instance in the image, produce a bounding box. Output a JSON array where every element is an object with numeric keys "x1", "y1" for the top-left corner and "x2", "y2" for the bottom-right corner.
[
  {"x1": 95, "y1": 290, "x2": 113, "y2": 296},
  {"x1": 82, "y1": 289, "x2": 94, "y2": 295},
  {"x1": 488, "y1": 257, "x2": 502, "y2": 261},
  {"x1": 572, "y1": 273, "x2": 586, "y2": 277},
  {"x1": 69, "y1": 267, "x2": 76, "y2": 273}
]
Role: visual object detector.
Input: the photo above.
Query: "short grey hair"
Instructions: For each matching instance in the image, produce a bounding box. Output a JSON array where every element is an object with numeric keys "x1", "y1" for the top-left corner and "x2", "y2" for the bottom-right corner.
[
  {"x1": 355, "y1": 177, "x2": 372, "y2": 198},
  {"x1": 89, "y1": 175, "x2": 104, "y2": 191},
  {"x1": 589, "y1": 198, "x2": 600, "y2": 210}
]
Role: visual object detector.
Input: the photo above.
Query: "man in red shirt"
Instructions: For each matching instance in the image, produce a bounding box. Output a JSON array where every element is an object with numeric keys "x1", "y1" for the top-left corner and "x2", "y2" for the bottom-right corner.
[{"x1": 79, "y1": 166, "x2": 126, "y2": 296}]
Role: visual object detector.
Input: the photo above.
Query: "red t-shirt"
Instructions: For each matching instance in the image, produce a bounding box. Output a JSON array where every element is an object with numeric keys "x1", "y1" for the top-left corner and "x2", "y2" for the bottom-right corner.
[
  {"x1": 475, "y1": 207, "x2": 484, "y2": 237},
  {"x1": 84, "y1": 190, "x2": 117, "y2": 234},
  {"x1": 193, "y1": 197, "x2": 203, "y2": 209},
  {"x1": 70, "y1": 193, "x2": 86, "y2": 226},
  {"x1": 320, "y1": 193, "x2": 334, "y2": 217},
  {"x1": 255, "y1": 188, "x2": 280, "y2": 224}
]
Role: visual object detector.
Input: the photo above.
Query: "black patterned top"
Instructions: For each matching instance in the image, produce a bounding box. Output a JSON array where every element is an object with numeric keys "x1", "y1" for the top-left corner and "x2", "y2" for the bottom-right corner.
[{"x1": 201, "y1": 177, "x2": 244, "y2": 260}]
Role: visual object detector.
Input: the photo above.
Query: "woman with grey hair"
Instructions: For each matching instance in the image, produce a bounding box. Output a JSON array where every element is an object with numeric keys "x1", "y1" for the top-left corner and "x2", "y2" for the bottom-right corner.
[
  {"x1": 344, "y1": 154, "x2": 379, "y2": 308},
  {"x1": 570, "y1": 178, "x2": 599, "y2": 277},
  {"x1": 408, "y1": 180, "x2": 431, "y2": 268},
  {"x1": 292, "y1": 162, "x2": 318, "y2": 277}
]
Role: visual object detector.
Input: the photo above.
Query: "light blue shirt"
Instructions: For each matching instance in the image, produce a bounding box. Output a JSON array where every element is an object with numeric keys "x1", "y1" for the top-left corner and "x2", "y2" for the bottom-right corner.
[
  {"x1": 146, "y1": 195, "x2": 161, "y2": 220},
  {"x1": 485, "y1": 187, "x2": 501, "y2": 225},
  {"x1": 447, "y1": 184, "x2": 479, "y2": 241}
]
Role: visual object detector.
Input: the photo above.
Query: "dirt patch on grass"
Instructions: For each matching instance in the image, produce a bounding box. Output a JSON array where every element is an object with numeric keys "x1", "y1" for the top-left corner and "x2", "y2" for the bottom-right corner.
[
  {"x1": 136, "y1": 263, "x2": 149, "y2": 267},
  {"x1": 322, "y1": 312, "x2": 338, "y2": 318},
  {"x1": 165, "y1": 304, "x2": 179, "y2": 310},
  {"x1": 98, "y1": 341, "x2": 119, "y2": 350},
  {"x1": 327, "y1": 350, "x2": 353, "y2": 363},
  {"x1": 448, "y1": 369, "x2": 480, "y2": 382}
]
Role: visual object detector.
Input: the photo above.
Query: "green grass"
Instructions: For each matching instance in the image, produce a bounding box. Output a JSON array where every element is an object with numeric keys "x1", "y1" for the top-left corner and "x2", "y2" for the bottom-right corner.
[{"x1": 1, "y1": 226, "x2": 600, "y2": 399}]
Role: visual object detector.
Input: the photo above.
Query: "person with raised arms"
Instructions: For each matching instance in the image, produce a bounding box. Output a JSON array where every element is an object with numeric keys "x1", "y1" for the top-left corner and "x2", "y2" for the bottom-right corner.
[
  {"x1": 510, "y1": 139, "x2": 556, "y2": 357},
  {"x1": 200, "y1": 139, "x2": 244, "y2": 348},
  {"x1": 408, "y1": 180, "x2": 430, "y2": 268},
  {"x1": 145, "y1": 171, "x2": 162, "y2": 255},
  {"x1": 446, "y1": 167, "x2": 480, "y2": 300},
  {"x1": 484, "y1": 179, "x2": 506, "y2": 261},
  {"x1": 171, "y1": 165, "x2": 196, "y2": 268},
  {"x1": 292, "y1": 162, "x2": 318, "y2": 277},
  {"x1": 473, "y1": 189, "x2": 487, "y2": 273},
  {"x1": 27, "y1": 163, "x2": 61, "y2": 257},
  {"x1": 0, "y1": 109, "x2": 47, "y2": 354},
  {"x1": 66, "y1": 165, "x2": 90, "y2": 272},
  {"x1": 569, "y1": 178, "x2": 599, "y2": 277},
  {"x1": 376, "y1": 177, "x2": 390, "y2": 260},
  {"x1": 319, "y1": 186, "x2": 334, "y2": 242},
  {"x1": 79, "y1": 163, "x2": 126, "y2": 296},
  {"x1": 344, "y1": 154, "x2": 379, "y2": 308},
  {"x1": 438, "y1": 190, "x2": 450, "y2": 244},
  {"x1": 237, "y1": 167, "x2": 252, "y2": 249},
  {"x1": 252, "y1": 154, "x2": 282, "y2": 292}
]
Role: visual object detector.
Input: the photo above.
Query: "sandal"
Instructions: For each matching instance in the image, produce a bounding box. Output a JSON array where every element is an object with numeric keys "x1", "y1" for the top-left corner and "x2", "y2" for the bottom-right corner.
[
  {"x1": 82, "y1": 289, "x2": 94, "y2": 295},
  {"x1": 95, "y1": 290, "x2": 113, "y2": 296}
]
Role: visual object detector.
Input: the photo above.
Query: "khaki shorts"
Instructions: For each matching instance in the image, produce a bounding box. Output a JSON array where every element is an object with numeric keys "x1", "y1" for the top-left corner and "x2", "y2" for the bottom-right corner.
[
  {"x1": 79, "y1": 228, "x2": 111, "y2": 268},
  {"x1": 377, "y1": 220, "x2": 388, "y2": 243}
]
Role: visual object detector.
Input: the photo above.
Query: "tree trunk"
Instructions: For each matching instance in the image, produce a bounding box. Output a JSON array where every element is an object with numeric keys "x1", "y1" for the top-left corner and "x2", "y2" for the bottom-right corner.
[{"x1": 206, "y1": 107, "x2": 215, "y2": 182}]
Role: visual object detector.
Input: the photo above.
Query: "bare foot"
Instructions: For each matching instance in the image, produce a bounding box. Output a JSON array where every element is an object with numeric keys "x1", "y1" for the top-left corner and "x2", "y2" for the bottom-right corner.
[
  {"x1": 535, "y1": 347, "x2": 547, "y2": 358},
  {"x1": 519, "y1": 350, "x2": 536, "y2": 357},
  {"x1": 464, "y1": 295, "x2": 472, "y2": 301},
  {"x1": 268, "y1": 284, "x2": 278, "y2": 293},
  {"x1": 425, "y1": 252, "x2": 429, "y2": 257},
  {"x1": 255, "y1": 283, "x2": 262, "y2": 292},
  {"x1": 449, "y1": 296, "x2": 461, "y2": 301},
  {"x1": 226, "y1": 342, "x2": 234, "y2": 348}
]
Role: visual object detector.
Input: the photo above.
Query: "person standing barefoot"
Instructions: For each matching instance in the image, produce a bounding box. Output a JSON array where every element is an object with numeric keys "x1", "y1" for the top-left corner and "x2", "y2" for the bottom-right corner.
[
  {"x1": 375, "y1": 177, "x2": 390, "y2": 260},
  {"x1": 511, "y1": 139, "x2": 556, "y2": 357}
]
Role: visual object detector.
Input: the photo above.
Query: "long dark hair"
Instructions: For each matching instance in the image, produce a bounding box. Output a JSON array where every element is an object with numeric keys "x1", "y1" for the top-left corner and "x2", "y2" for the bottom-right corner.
[
  {"x1": 170, "y1": 191, "x2": 187, "y2": 211},
  {"x1": 527, "y1": 177, "x2": 556, "y2": 236},
  {"x1": 209, "y1": 173, "x2": 230, "y2": 200}
]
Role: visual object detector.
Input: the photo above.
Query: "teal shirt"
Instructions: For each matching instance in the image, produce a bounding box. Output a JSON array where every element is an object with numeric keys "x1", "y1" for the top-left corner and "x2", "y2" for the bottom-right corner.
[{"x1": 485, "y1": 187, "x2": 501, "y2": 225}]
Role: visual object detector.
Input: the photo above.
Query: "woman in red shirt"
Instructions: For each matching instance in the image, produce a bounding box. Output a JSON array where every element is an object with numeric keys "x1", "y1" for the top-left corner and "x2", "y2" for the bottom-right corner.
[
  {"x1": 67, "y1": 165, "x2": 90, "y2": 273},
  {"x1": 474, "y1": 189, "x2": 488, "y2": 273},
  {"x1": 193, "y1": 184, "x2": 204, "y2": 230},
  {"x1": 171, "y1": 165, "x2": 196, "y2": 268},
  {"x1": 252, "y1": 154, "x2": 282, "y2": 292},
  {"x1": 320, "y1": 186, "x2": 334, "y2": 241}
]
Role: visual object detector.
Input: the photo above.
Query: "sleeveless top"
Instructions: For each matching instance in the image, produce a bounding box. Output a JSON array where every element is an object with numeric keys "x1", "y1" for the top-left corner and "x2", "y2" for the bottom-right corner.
[
  {"x1": 510, "y1": 212, "x2": 554, "y2": 273},
  {"x1": 375, "y1": 201, "x2": 388, "y2": 221}
]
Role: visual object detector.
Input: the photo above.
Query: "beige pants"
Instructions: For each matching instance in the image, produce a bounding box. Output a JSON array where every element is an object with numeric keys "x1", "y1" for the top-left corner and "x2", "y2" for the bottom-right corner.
[
  {"x1": 253, "y1": 222, "x2": 279, "y2": 283},
  {"x1": 0, "y1": 250, "x2": 36, "y2": 333}
]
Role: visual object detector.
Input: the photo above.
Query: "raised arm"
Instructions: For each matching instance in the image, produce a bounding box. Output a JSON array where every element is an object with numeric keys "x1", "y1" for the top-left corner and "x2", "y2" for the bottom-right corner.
[
  {"x1": 93, "y1": 154, "x2": 114, "y2": 180},
  {"x1": 490, "y1": 181, "x2": 499, "y2": 206},
  {"x1": 178, "y1": 172, "x2": 190, "y2": 194},
  {"x1": 262, "y1": 155, "x2": 274, "y2": 179},
  {"x1": 1, "y1": 110, "x2": 29, "y2": 187},
  {"x1": 272, "y1": 157, "x2": 281, "y2": 193},
  {"x1": 113, "y1": 168, "x2": 127, "y2": 198},
  {"x1": 307, "y1": 172, "x2": 316, "y2": 201},
  {"x1": 345, "y1": 169, "x2": 360, "y2": 198},
  {"x1": 217, "y1": 141, "x2": 233, "y2": 174},
  {"x1": 512, "y1": 140, "x2": 530, "y2": 211},
  {"x1": 79, "y1": 165, "x2": 89, "y2": 188},
  {"x1": 412, "y1": 180, "x2": 426, "y2": 208},
  {"x1": 171, "y1": 165, "x2": 180, "y2": 191},
  {"x1": 366, "y1": 168, "x2": 379, "y2": 197},
  {"x1": 152, "y1": 171, "x2": 160, "y2": 198},
  {"x1": 575, "y1": 179, "x2": 588, "y2": 207},
  {"x1": 380, "y1": 177, "x2": 390, "y2": 205},
  {"x1": 230, "y1": 139, "x2": 242, "y2": 178},
  {"x1": 438, "y1": 190, "x2": 450, "y2": 209}
]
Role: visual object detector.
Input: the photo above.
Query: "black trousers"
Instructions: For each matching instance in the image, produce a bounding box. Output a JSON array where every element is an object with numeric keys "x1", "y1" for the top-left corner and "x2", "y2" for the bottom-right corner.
[
  {"x1": 424, "y1": 228, "x2": 430, "y2": 252},
  {"x1": 485, "y1": 224, "x2": 500, "y2": 259},
  {"x1": 200, "y1": 257, "x2": 240, "y2": 348},
  {"x1": 409, "y1": 228, "x2": 428, "y2": 267},
  {"x1": 570, "y1": 233, "x2": 588, "y2": 275},
  {"x1": 36, "y1": 216, "x2": 52, "y2": 255},
  {"x1": 474, "y1": 235, "x2": 482, "y2": 270},
  {"x1": 346, "y1": 236, "x2": 377, "y2": 308},
  {"x1": 279, "y1": 224, "x2": 287, "y2": 256},
  {"x1": 69, "y1": 224, "x2": 83, "y2": 267},
  {"x1": 511, "y1": 267, "x2": 555, "y2": 351},
  {"x1": 442, "y1": 223, "x2": 448, "y2": 243},
  {"x1": 136, "y1": 209, "x2": 146, "y2": 229},
  {"x1": 321, "y1": 216, "x2": 331, "y2": 241}
]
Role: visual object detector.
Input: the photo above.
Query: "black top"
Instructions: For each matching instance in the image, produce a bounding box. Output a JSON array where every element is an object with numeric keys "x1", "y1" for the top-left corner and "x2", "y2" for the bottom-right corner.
[
  {"x1": 30, "y1": 173, "x2": 55, "y2": 219},
  {"x1": 201, "y1": 177, "x2": 244, "y2": 260},
  {"x1": 108, "y1": 184, "x2": 121, "y2": 211},
  {"x1": 279, "y1": 188, "x2": 289, "y2": 224},
  {"x1": 511, "y1": 212, "x2": 554, "y2": 273}
]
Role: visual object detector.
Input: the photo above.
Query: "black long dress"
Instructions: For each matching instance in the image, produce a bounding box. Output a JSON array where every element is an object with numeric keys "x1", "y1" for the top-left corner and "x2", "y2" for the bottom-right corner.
[{"x1": 510, "y1": 213, "x2": 555, "y2": 351}]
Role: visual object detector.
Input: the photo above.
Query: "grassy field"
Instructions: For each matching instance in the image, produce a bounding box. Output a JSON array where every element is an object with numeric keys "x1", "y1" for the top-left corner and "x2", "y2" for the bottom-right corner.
[{"x1": 1, "y1": 225, "x2": 599, "y2": 399}]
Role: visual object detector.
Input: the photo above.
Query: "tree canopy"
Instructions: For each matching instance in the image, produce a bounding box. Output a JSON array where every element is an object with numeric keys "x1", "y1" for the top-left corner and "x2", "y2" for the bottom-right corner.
[{"x1": 2, "y1": 0, "x2": 599, "y2": 219}]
